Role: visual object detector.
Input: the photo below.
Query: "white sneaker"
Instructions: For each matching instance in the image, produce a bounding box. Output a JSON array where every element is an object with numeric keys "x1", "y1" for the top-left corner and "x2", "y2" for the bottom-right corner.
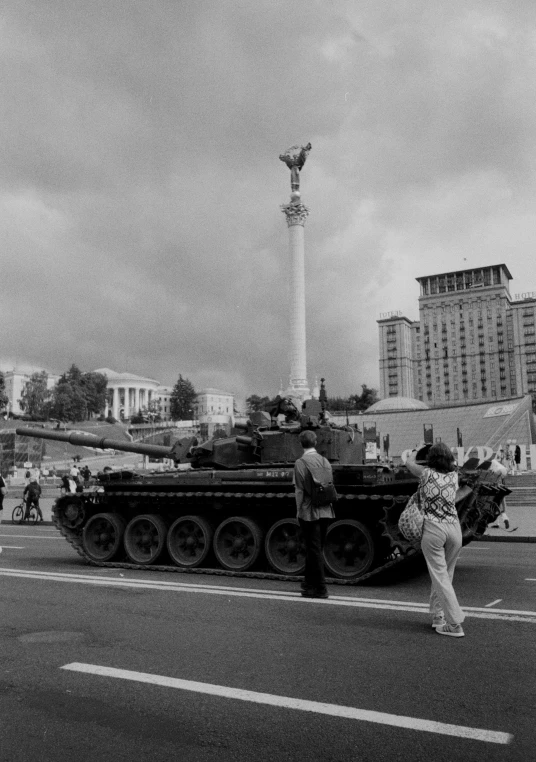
[
  {"x1": 432, "y1": 615, "x2": 446, "y2": 629},
  {"x1": 436, "y1": 623, "x2": 464, "y2": 638}
]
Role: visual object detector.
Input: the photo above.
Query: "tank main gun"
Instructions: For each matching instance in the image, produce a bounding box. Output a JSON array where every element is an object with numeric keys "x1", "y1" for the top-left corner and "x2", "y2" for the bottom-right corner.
[{"x1": 16, "y1": 427, "x2": 176, "y2": 460}]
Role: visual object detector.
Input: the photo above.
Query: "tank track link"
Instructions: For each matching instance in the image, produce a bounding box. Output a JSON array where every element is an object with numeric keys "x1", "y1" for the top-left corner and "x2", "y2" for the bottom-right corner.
[{"x1": 52, "y1": 491, "x2": 419, "y2": 585}]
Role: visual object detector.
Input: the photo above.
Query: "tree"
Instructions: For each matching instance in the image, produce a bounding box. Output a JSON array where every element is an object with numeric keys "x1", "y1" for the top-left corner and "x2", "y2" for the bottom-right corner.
[
  {"x1": 246, "y1": 395, "x2": 271, "y2": 413},
  {"x1": 50, "y1": 365, "x2": 108, "y2": 422},
  {"x1": 348, "y1": 384, "x2": 379, "y2": 412},
  {"x1": 170, "y1": 375, "x2": 196, "y2": 420},
  {"x1": 245, "y1": 395, "x2": 280, "y2": 413},
  {"x1": 82, "y1": 371, "x2": 108, "y2": 417},
  {"x1": 325, "y1": 396, "x2": 350, "y2": 412},
  {"x1": 0, "y1": 371, "x2": 9, "y2": 413},
  {"x1": 19, "y1": 371, "x2": 52, "y2": 419}
]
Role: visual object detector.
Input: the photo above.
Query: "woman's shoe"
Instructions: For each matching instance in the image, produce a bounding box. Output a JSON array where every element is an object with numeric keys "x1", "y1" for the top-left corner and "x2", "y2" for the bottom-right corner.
[
  {"x1": 436, "y1": 623, "x2": 464, "y2": 638},
  {"x1": 431, "y1": 614, "x2": 446, "y2": 629}
]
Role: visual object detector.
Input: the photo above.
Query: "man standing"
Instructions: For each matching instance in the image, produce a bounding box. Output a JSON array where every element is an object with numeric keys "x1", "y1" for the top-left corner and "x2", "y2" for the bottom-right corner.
[{"x1": 294, "y1": 429, "x2": 335, "y2": 599}]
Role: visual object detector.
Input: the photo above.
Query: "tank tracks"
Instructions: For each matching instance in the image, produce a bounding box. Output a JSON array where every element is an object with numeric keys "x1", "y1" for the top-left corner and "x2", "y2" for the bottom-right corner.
[{"x1": 52, "y1": 491, "x2": 420, "y2": 585}]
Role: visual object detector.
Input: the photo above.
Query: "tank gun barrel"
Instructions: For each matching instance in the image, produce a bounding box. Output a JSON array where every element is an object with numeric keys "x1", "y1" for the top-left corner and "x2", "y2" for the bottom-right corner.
[
  {"x1": 235, "y1": 435, "x2": 253, "y2": 446},
  {"x1": 15, "y1": 427, "x2": 173, "y2": 460}
]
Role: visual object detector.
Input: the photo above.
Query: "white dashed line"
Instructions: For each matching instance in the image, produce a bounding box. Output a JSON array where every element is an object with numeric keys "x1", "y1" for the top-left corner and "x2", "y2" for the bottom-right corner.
[
  {"x1": 484, "y1": 599, "x2": 502, "y2": 607},
  {"x1": 2, "y1": 568, "x2": 535, "y2": 623},
  {"x1": 61, "y1": 662, "x2": 513, "y2": 744}
]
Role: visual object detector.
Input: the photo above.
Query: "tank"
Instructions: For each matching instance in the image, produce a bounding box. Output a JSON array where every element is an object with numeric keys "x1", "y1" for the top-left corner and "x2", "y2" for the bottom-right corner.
[{"x1": 16, "y1": 406, "x2": 510, "y2": 584}]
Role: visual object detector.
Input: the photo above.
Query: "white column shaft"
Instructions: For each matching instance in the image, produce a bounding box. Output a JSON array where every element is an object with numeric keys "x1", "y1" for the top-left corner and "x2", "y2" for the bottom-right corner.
[
  {"x1": 289, "y1": 223, "x2": 308, "y2": 390},
  {"x1": 112, "y1": 388, "x2": 119, "y2": 419}
]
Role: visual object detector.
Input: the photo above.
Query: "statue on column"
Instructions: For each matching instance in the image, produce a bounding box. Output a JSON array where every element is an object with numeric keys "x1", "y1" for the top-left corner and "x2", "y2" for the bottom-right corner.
[{"x1": 279, "y1": 143, "x2": 312, "y2": 196}]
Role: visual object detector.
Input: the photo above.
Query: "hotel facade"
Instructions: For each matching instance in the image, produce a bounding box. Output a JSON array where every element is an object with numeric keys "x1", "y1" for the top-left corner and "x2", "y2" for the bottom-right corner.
[{"x1": 378, "y1": 264, "x2": 536, "y2": 407}]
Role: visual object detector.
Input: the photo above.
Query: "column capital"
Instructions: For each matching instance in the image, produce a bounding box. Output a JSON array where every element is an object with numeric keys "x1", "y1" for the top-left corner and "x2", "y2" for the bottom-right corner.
[{"x1": 281, "y1": 201, "x2": 310, "y2": 227}]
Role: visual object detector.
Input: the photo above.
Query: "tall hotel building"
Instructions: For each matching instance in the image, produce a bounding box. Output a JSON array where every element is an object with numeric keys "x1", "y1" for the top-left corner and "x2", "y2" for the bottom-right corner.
[{"x1": 378, "y1": 264, "x2": 536, "y2": 407}]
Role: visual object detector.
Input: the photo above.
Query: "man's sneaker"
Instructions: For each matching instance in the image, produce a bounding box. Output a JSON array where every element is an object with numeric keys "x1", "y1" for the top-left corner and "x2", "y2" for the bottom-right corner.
[
  {"x1": 301, "y1": 589, "x2": 329, "y2": 599},
  {"x1": 432, "y1": 615, "x2": 446, "y2": 629},
  {"x1": 436, "y1": 623, "x2": 464, "y2": 638}
]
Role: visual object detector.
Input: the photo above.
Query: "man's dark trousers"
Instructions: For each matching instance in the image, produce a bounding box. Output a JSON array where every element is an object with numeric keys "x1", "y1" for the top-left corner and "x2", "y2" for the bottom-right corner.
[{"x1": 299, "y1": 517, "x2": 331, "y2": 592}]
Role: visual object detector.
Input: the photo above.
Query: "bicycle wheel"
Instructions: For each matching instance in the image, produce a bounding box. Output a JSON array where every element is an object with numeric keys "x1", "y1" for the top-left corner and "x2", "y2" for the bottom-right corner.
[{"x1": 12, "y1": 505, "x2": 24, "y2": 524}]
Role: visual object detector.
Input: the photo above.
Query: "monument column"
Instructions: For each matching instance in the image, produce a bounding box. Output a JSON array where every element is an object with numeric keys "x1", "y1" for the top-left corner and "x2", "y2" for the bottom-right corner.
[{"x1": 280, "y1": 143, "x2": 312, "y2": 401}]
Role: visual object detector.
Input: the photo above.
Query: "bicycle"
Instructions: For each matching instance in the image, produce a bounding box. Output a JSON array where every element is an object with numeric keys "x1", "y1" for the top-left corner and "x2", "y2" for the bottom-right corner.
[{"x1": 12, "y1": 501, "x2": 39, "y2": 525}]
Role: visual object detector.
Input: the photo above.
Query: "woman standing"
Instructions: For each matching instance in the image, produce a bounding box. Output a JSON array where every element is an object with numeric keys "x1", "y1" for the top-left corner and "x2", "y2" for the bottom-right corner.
[{"x1": 406, "y1": 442, "x2": 465, "y2": 638}]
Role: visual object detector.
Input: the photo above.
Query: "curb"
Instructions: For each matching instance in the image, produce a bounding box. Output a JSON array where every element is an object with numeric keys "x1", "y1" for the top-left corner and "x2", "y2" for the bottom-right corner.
[
  {"x1": 2, "y1": 521, "x2": 55, "y2": 527},
  {"x1": 476, "y1": 534, "x2": 536, "y2": 543}
]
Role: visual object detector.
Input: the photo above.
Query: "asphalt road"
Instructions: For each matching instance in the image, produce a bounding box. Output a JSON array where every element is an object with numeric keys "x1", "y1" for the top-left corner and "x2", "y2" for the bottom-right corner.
[{"x1": 1, "y1": 528, "x2": 535, "y2": 762}]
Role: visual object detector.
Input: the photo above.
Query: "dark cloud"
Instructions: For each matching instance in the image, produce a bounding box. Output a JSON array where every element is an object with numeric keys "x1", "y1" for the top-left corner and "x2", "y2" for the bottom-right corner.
[{"x1": 2, "y1": 0, "x2": 536, "y2": 402}]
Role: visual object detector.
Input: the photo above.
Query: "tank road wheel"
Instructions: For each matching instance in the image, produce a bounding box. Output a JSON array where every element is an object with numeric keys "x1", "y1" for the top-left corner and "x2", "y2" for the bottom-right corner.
[
  {"x1": 124, "y1": 514, "x2": 168, "y2": 565},
  {"x1": 58, "y1": 497, "x2": 86, "y2": 529},
  {"x1": 167, "y1": 515, "x2": 214, "y2": 568},
  {"x1": 323, "y1": 519, "x2": 375, "y2": 579},
  {"x1": 265, "y1": 519, "x2": 305, "y2": 575},
  {"x1": 213, "y1": 517, "x2": 264, "y2": 571},
  {"x1": 82, "y1": 513, "x2": 126, "y2": 563}
]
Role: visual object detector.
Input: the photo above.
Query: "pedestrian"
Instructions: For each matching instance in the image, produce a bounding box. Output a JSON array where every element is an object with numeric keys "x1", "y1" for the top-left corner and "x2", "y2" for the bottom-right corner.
[
  {"x1": 81, "y1": 465, "x2": 92, "y2": 488},
  {"x1": 406, "y1": 442, "x2": 465, "y2": 638},
  {"x1": 515, "y1": 445, "x2": 521, "y2": 472},
  {"x1": 294, "y1": 429, "x2": 335, "y2": 599},
  {"x1": 488, "y1": 460, "x2": 511, "y2": 529},
  {"x1": 0, "y1": 471, "x2": 7, "y2": 523},
  {"x1": 60, "y1": 475, "x2": 77, "y2": 494},
  {"x1": 23, "y1": 478, "x2": 44, "y2": 522}
]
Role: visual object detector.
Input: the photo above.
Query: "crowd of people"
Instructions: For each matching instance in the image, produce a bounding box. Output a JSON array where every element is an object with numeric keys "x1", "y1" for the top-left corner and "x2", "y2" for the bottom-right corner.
[{"x1": 0, "y1": 461, "x2": 94, "y2": 526}]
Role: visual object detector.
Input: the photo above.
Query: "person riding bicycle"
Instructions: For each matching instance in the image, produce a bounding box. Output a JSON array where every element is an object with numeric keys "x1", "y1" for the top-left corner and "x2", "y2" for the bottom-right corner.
[{"x1": 23, "y1": 478, "x2": 43, "y2": 522}]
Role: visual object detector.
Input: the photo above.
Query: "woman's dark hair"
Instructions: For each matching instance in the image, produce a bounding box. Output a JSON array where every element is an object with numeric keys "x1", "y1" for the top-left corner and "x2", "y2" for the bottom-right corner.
[{"x1": 427, "y1": 442, "x2": 456, "y2": 473}]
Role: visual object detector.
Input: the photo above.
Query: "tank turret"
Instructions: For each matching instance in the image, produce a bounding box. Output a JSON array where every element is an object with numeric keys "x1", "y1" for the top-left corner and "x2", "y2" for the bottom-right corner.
[{"x1": 17, "y1": 403, "x2": 364, "y2": 471}]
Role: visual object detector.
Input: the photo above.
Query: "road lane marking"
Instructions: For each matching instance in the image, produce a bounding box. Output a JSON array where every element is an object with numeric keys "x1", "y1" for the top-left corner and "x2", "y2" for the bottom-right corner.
[
  {"x1": 0, "y1": 546, "x2": 24, "y2": 550},
  {"x1": 0, "y1": 534, "x2": 62, "y2": 540},
  {"x1": 2, "y1": 568, "x2": 536, "y2": 623},
  {"x1": 61, "y1": 662, "x2": 512, "y2": 744},
  {"x1": 485, "y1": 599, "x2": 502, "y2": 607}
]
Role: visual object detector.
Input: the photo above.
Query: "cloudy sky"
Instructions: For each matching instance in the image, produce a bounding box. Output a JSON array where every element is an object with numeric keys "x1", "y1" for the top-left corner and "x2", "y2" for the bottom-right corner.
[{"x1": 3, "y1": 1, "x2": 536, "y2": 403}]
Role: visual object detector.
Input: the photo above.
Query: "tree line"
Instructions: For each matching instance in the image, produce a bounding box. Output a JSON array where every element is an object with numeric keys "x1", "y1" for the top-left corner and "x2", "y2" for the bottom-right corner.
[
  {"x1": 246, "y1": 385, "x2": 379, "y2": 414},
  {"x1": 0, "y1": 367, "x2": 199, "y2": 424}
]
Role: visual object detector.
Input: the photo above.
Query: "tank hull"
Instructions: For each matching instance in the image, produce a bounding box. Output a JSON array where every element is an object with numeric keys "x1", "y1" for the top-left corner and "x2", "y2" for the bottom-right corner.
[{"x1": 52, "y1": 463, "x2": 509, "y2": 583}]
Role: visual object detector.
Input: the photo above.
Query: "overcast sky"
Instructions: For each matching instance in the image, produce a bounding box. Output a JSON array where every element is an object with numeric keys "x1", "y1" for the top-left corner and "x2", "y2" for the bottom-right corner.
[{"x1": 3, "y1": 1, "x2": 536, "y2": 403}]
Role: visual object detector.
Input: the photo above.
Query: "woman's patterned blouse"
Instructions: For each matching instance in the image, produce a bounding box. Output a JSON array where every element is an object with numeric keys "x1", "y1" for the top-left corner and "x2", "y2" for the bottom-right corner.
[{"x1": 419, "y1": 467, "x2": 459, "y2": 524}]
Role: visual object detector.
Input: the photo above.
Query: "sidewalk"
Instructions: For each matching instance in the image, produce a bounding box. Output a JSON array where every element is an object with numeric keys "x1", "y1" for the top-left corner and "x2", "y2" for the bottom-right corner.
[
  {"x1": 476, "y1": 504, "x2": 536, "y2": 543},
  {"x1": 1, "y1": 494, "x2": 535, "y2": 542}
]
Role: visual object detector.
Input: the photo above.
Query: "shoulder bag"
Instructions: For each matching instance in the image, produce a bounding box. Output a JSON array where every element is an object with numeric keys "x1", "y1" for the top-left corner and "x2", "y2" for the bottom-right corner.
[{"x1": 398, "y1": 488, "x2": 424, "y2": 544}]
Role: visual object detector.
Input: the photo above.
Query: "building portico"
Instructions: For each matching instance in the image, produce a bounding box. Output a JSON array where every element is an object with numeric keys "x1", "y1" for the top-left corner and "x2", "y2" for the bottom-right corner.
[{"x1": 94, "y1": 368, "x2": 160, "y2": 421}]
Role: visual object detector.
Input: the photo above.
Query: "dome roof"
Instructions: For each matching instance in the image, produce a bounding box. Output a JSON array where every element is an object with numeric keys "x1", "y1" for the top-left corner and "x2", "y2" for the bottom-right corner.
[{"x1": 366, "y1": 396, "x2": 429, "y2": 412}]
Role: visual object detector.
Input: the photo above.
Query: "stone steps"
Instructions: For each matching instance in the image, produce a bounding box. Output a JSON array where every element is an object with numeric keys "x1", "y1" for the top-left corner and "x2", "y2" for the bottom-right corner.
[{"x1": 504, "y1": 474, "x2": 536, "y2": 506}]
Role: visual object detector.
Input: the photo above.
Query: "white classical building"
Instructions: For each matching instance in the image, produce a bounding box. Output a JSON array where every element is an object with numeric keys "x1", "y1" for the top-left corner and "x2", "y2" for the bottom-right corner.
[
  {"x1": 194, "y1": 388, "x2": 234, "y2": 417},
  {"x1": 156, "y1": 386, "x2": 173, "y2": 420},
  {"x1": 95, "y1": 368, "x2": 162, "y2": 421},
  {"x1": 2, "y1": 367, "x2": 60, "y2": 415}
]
